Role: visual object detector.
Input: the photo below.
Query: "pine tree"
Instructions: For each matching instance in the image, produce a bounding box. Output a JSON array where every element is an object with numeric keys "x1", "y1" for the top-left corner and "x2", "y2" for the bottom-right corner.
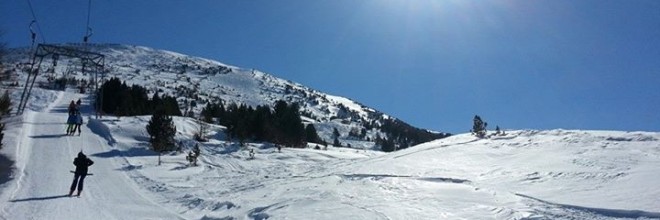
[
  {"x1": 348, "y1": 127, "x2": 360, "y2": 138},
  {"x1": 273, "y1": 100, "x2": 305, "y2": 147},
  {"x1": 146, "y1": 111, "x2": 177, "y2": 152},
  {"x1": 381, "y1": 138, "x2": 396, "y2": 152},
  {"x1": 333, "y1": 136, "x2": 341, "y2": 147},
  {"x1": 98, "y1": 77, "x2": 123, "y2": 114},
  {"x1": 194, "y1": 117, "x2": 209, "y2": 142},
  {"x1": 151, "y1": 92, "x2": 162, "y2": 113},
  {"x1": 472, "y1": 115, "x2": 487, "y2": 137},
  {"x1": 304, "y1": 124, "x2": 321, "y2": 143},
  {"x1": 332, "y1": 128, "x2": 340, "y2": 139},
  {"x1": 161, "y1": 95, "x2": 182, "y2": 116}
]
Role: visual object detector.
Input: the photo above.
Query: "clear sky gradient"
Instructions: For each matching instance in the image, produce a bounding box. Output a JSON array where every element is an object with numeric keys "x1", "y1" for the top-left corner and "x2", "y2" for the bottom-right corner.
[{"x1": 2, "y1": 0, "x2": 659, "y2": 134}]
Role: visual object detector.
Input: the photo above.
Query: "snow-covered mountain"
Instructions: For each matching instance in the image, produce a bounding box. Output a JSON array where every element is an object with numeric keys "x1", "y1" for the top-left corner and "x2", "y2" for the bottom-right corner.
[
  {"x1": 0, "y1": 88, "x2": 658, "y2": 219},
  {"x1": 3, "y1": 43, "x2": 449, "y2": 150},
  {"x1": 1, "y1": 45, "x2": 659, "y2": 219}
]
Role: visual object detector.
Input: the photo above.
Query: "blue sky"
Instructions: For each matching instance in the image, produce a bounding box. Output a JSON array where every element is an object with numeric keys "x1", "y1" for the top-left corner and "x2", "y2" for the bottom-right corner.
[{"x1": 2, "y1": 0, "x2": 659, "y2": 134}]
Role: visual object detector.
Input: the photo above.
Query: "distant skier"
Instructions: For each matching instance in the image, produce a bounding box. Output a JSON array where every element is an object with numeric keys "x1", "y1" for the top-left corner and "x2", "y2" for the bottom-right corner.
[
  {"x1": 69, "y1": 152, "x2": 94, "y2": 197},
  {"x1": 68, "y1": 100, "x2": 76, "y2": 115},
  {"x1": 66, "y1": 112, "x2": 77, "y2": 135},
  {"x1": 186, "y1": 151, "x2": 197, "y2": 166},
  {"x1": 73, "y1": 112, "x2": 83, "y2": 135}
]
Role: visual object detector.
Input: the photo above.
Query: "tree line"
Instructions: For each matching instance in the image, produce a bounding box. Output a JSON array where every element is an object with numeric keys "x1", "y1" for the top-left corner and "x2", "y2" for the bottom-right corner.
[
  {"x1": 376, "y1": 118, "x2": 450, "y2": 152},
  {"x1": 201, "y1": 100, "x2": 321, "y2": 147},
  {"x1": 96, "y1": 78, "x2": 447, "y2": 153},
  {"x1": 97, "y1": 77, "x2": 181, "y2": 116}
]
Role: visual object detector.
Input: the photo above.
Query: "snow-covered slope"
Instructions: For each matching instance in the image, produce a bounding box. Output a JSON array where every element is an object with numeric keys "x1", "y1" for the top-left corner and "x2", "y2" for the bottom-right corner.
[
  {"x1": 0, "y1": 89, "x2": 186, "y2": 219},
  {"x1": 1, "y1": 89, "x2": 658, "y2": 219},
  {"x1": 3, "y1": 44, "x2": 449, "y2": 150}
]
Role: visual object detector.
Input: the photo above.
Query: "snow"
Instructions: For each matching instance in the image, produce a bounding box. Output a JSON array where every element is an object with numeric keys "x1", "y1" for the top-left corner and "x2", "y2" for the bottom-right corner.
[
  {"x1": 0, "y1": 89, "x2": 184, "y2": 219},
  {"x1": 0, "y1": 88, "x2": 659, "y2": 219}
]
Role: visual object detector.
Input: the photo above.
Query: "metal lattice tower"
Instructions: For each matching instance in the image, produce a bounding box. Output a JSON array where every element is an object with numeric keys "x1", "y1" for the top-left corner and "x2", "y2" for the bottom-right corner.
[{"x1": 17, "y1": 44, "x2": 106, "y2": 117}]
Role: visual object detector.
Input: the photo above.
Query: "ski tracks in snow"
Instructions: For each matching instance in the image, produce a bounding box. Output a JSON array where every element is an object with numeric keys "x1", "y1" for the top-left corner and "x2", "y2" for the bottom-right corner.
[
  {"x1": 0, "y1": 91, "x2": 186, "y2": 220},
  {"x1": 516, "y1": 193, "x2": 660, "y2": 219}
]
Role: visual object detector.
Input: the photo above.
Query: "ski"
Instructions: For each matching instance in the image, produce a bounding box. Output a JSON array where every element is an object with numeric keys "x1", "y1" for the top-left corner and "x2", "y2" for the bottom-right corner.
[{"x1": 70, "y1": 170, "x2": 93, "y2": 175}]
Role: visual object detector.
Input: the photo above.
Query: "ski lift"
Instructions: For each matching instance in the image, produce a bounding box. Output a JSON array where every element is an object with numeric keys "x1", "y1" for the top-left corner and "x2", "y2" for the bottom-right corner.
[
  {"x1": 83, "y1": 27, "x2": 93, "y2": 43},
  {"x1": 29, "y1": 20, "x2": 36, "y2": 45}
]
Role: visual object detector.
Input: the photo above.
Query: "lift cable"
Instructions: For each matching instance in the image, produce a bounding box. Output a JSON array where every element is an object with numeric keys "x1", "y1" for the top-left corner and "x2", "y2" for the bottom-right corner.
[
  {"x1": 25, "y1": 0, "x2": 46, "y2": 43},
  {"x1": 29, "y1": 20, "x2": 36, "y2": 46},
  {"x1": 83, "y1": 0, "x2": 93, "y2": 43}
]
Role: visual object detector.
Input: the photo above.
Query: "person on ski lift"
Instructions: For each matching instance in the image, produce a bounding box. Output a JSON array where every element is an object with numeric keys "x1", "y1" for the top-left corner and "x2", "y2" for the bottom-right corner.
[
  {"x1": 68, "y1": 100, "x2": 76, "y2": 115},
  {"x1": 73, "y1": 112, "x2": 83, "y2": 135},
  {"x1": 66, "y1": 112, "x2": 77, "y2": 135},
  {"x1": 69, "y1": 151, "x2": 94, "y2": 196}
]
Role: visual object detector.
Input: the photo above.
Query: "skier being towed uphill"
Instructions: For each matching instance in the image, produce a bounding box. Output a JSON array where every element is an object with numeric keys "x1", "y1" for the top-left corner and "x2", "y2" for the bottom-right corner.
[{"x1": 69, "y1": 152, "x2": 94, "y2": 197}]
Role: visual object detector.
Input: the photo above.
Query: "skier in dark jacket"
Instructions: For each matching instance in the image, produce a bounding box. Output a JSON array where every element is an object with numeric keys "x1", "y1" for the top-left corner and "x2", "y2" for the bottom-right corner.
[
  {"x1": 66, "y1": 112, "x2": 77, "y2": 135},
  {"x1": 73, "y1": 113, "x2": 83, "y2": 135},
  {"x1": 69, "y1": 152, "x2": 94, "y2": 196},
  {"x1": 68, "y1": 100, "x2": 76, "y2": 115}
]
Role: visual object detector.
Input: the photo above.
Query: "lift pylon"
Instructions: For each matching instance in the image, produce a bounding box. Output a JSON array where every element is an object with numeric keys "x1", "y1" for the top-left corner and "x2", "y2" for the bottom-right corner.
[{"x1": 17, "y1": 44, "x2": 106, "y2": 118}]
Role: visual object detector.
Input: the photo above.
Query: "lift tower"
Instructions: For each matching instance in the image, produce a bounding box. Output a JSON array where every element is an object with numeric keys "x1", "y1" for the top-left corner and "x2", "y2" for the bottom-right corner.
[{"x1": 17, "y1": 44, "x2": 105, "y2": 117}]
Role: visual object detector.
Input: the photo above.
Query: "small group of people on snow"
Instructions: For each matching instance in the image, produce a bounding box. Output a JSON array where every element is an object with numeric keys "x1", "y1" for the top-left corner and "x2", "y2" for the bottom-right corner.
[
  {"x1": 66, "y1": 99, "x2": 83, "y2": 136},
  {"x1": 66, "y1": 98, "x2": 93, "y2": 196}
]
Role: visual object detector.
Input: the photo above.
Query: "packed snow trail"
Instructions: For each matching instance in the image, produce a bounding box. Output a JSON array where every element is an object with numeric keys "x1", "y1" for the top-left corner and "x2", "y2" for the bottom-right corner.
[{"x1": 0, "y1": 91, "x2": 184, "y2": 220}]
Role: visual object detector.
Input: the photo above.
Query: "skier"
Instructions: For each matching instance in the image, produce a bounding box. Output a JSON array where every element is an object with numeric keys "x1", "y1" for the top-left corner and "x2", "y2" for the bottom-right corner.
[
  {"x1": 76, "y1": 99, "x2": 82, "y2": 109},
  {"x1": 73, "y1": 112, "x2": 83, "y2": 135},
  {"x1": 66, "y1": 112, "x2": 77, "y2": 135},
  {"x1": 69, "y1": 152, "x2": 94, "y2": 197},
  {"x1": 68, "y1": 100, "x2": 76, "y2": 115},
  {"x1": 186, "y1": 151, "x2": 197, "y2": 166}
]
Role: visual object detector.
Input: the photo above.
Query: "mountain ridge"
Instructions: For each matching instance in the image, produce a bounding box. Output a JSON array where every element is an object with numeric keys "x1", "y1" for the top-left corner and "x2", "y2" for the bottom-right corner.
[{"x1": 3, "y1": 43, "x2": 450, "y2": 150}]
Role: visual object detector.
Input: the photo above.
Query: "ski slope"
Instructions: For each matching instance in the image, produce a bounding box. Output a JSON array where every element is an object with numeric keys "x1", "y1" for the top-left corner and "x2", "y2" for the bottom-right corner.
[
  {"x1": 0, "y1": 91, "x2": 184, "y2": 220},
  {"x1": 1, "y1": 89, "x2": 659, "y2": 219}
]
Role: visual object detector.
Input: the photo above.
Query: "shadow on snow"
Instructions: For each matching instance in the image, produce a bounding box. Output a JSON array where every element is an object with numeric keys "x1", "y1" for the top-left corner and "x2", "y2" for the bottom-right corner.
[
  {"x1": 86, "y1": 118, "x2": 117, "y2": 146},
  {"x1": 0, "y1": 154, "x2": 14, "y2": 186},
  {"x1": 516, "y1": 193, "x2": 660, "y2": 219},
  {"x1": 10, "y1": 194, "x2": 70, "y2": 202},
  {"x1": 29, "y1": 134, "x2": 69, "y2": 139},
  {"x1": 339, "y1": 174, "x2": 471, "y2": 184},
  {"x1": 91, "y1": 148, "x2": 157, "y2": 158}
]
